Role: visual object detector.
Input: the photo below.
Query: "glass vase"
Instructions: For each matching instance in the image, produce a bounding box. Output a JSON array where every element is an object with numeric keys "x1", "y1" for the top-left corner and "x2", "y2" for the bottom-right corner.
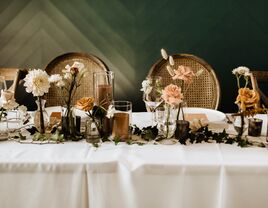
[
  {"x1": 34, "y1": 98, "x2": 49, "y2": 133},
  {"x1": 0, "y1": 117, "x2": 8, "y2": 140},
  {"x1": 61, "y1": 106, "x2": 77, "y2": 140},
  {"x1": 156, "y1": 105, "x2": 177, "y2": 139},
  {"x1": 175, "y1": 101, "x2": 190, "y2": 140},
  {"x1": 93, "y1": 71, "x2": 114, "y2": 138},
  {"x1": 233, "y1": 111, "x2": 247, "y2": 137}
]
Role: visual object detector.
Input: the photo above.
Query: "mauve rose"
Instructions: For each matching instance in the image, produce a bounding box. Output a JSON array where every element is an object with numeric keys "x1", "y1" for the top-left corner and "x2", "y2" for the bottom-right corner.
[{"x1": 172, "y1": 65, "x2": 195, "y2": 84}]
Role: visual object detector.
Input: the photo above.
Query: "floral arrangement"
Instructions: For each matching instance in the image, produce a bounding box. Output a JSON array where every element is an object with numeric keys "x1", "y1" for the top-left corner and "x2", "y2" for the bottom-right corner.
[
  {"x1": 232, "y1": 66, "x2": 260, "y2": 113},
  {"x1": 75, "y1": 96, "x2": 115, "y2": 139},
  {"x1": 160, "y1": 48, "x2": 203, "y2": 119},
  {"x1": 24, "y1": 69, "x2": 51, "y2": 133},
  {"x1": 50, "y1": 62, "x2": 87, "y2": 139}
]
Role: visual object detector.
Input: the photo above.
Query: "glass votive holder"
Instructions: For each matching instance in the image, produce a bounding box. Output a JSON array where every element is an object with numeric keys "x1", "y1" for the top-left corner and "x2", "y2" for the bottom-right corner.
[
  {"x1": 85, "y1": 119, "x2": 100, "y2": 143},
  {"x1": 248, "y1": 118, "x2": 263, "y2": 137},
  {"x1": 175, "y1": 120, "x2": 190, "y2": 140},
  {"x1": 0, "y1": 117, "x2": 8, "y2": 140},
  {"x1": 112, "y1": 101, "x2": 132, "y2": 141}
]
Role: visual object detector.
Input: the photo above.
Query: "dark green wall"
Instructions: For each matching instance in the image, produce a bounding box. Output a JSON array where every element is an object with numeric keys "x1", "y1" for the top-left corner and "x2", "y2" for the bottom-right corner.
[{"x1": 1, "y1": 0, "x2": 268, "y2": 112}]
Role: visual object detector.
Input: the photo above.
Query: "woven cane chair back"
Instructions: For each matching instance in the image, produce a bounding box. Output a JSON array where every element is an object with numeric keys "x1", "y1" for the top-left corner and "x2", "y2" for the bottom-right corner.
[
  {"x1": 148, "y1": 54, "x2": 221, "y2": 109},
  {"x1": 251, "y1": 71, "x2": 268, "y2": 107},
  {"x1": 45, "y1": 52, "x2": 109, "y2": 107}
]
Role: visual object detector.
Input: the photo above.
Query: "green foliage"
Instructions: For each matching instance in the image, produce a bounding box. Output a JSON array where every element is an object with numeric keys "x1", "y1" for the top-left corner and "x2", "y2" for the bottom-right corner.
[
  {"x1": 132, "y1": 125, "x2": 259, "y2": 148},
  {"x1": 132, "y1": 125, "x2": 158, "y2": 141}
]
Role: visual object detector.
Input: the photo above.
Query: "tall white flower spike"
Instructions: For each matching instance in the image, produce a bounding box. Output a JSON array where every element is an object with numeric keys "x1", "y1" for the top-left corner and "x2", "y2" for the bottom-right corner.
[
  {"x1": 169, "y1": 56, "x2": 174, "y2": 66},
  {"x1": 161, "y1": 48, "x2": 168, "y2": 60}
]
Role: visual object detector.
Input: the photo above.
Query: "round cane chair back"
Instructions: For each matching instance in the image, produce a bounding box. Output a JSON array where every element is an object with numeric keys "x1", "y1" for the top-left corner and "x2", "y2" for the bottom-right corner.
[
  {"x1": 45, "y1": 52, "x2": 109, "y2": 107},
  {"x1": 147, "y1": 54, "x2": 221, "y2": 109}
]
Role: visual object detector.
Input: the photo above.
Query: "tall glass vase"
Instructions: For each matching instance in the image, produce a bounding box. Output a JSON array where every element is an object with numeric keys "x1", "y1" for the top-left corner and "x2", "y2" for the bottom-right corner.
[
  {"x1": 34, "y1": 98, "x2": 49, "y2": 133},
  {"x1": 93, "y1": 71, "x2": 114, "y2": 138}
]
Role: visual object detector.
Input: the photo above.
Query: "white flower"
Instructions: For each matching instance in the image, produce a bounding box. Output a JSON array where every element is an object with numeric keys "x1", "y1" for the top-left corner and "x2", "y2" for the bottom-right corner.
[
  {"x1": 18, "y1": 105, "x2": 27, "y2": 114},
  {"x1": 63, "y1": 72, "x2": 72, "y2": 80},
  {"x1": 169, "y1": 56, "x2": 174, "y2": 66},
  {"x1": 140, "y1": 79, "x2": 153, "y2": 94},
  {"x1": 3, "y1": 99, "x2": 19, "y2": 110},
  {"x1": 49, "y1": 74, "x2": 65, "y2": 87},
  {"x1": 106, "y1": 105, "x2": 115, "y2": 119},
  {"x1": 49, "y1": 74, "x2": 62, "y2": 83},
  {"x1": 244, "y1": 71, "x2": 251, "y2": 77},
  {"x1": 23, "y1": 69, "x2": 50, "y2": 97},
  {"x1": 63, "y1": 61, "x2": 85, "y2": 74},
  {"x1": 161, "y1": 48, "x2": 168, "y2": 60},
  {"x1": 232, "y1": 66, "x2": 250, "y2": 75}
]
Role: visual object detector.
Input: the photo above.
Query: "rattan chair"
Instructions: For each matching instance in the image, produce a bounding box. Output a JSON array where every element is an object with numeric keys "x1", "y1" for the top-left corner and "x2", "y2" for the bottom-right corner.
[
  {"x1": 44, "y1": 52, "x2": 109, "y2": 107},
  {"x1": 251, "y1": 71, "x2": 268, "y2": 107},
  {"x1": 147, "y1": 54, "x2": 221, "y2": 109},
  {"x1": 0, "y1": 68, "x2": 20, "y2": 93}
]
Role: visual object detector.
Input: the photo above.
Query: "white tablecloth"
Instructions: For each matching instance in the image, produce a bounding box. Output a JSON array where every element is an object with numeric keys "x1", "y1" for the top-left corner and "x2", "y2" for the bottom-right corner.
[{"x1": 1, "y1": 112, "x2": 268, "y2": 208}]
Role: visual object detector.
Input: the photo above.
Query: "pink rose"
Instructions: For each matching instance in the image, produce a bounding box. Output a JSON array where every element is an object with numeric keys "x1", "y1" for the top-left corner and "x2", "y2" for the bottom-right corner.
[
  {"x1": 161, "y1": 84, "x2": 183, "y2": 106},
  {"x1": 173, "y1": 65, "x2": 195, "y2": 84}
]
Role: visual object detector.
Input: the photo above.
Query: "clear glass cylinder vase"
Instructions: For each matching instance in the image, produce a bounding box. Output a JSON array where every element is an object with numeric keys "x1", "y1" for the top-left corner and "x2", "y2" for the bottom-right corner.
[
  {"x1": 93, "y1": 71, "x2": 114, "y2": 109},
  {"x1": 156, "y1": 105, "x2": 177, "y2": 139},
  {"x1": 93, "y1": 71, "x2": 114, "y2": 138}
]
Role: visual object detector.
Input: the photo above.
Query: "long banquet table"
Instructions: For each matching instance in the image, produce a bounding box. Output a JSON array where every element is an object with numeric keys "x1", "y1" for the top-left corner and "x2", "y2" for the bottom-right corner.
[{"x1": 1, "y1": 112, "x2": 268, "y2": 208}]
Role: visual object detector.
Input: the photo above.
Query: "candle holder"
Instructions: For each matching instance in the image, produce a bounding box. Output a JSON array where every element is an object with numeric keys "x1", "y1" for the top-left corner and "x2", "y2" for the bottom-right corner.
[
  {"x1": 112, "y1": 101, "x2": 132, "y2": 141},
  {"x1": 248, "y1": 118, "x2": 263, "y2": 137},
  {"x1": 93, "y1": 71, "x2": 114, "y2": 109},
  {"x1": 175, "y1": 120, "x2": 190, "y2": 140},
  {"x1": 93, "y1": 71, "x2": 114, "y2": 138}
]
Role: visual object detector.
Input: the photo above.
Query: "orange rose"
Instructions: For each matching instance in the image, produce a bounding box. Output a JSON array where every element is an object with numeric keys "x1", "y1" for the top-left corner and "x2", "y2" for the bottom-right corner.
[
  {"x1": 76, "y1": 97, "x2": 94, "y2": 111},
  {"x1": 235, "y1": 88, "x2": 260, "y2": 111}
]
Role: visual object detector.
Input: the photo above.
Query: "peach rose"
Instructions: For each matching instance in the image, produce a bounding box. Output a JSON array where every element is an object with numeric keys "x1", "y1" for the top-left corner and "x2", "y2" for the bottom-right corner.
[
  {"x1": 173, "y1": 65, "x2": 195, "y2": 84},
  {"x1": 235, "y1": 88, "x2": 260, "y2": 111},
  {"x1": 76, "y1": 97, "x2": 94, "y2": 111},
  {"x1": 161, "y1": 84, "x2": 183, "y2": 106}
]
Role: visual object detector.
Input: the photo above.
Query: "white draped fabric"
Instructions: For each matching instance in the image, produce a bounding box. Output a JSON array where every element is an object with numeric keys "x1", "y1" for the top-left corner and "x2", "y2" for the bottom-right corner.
[{"x1": 0, "y1": 112, "x2": 268, "y2": 208}]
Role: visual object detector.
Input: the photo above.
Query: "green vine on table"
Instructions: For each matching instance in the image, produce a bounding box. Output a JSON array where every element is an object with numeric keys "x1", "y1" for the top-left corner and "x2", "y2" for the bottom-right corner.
[
  {"x1": 132, "y1": 125, "x2": 256, "y2": 148},
  {"x1": 25, "y1": 126, "x2": 66, "y2": 143},
  {"x1": 132, "y1": 125, "x2": 158, "y2": 141}
]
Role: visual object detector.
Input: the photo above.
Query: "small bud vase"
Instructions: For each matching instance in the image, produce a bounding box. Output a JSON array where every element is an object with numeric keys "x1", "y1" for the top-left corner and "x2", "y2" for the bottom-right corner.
[{"x1": 34, "y1": 98, "x2": 49, "y2": 133}]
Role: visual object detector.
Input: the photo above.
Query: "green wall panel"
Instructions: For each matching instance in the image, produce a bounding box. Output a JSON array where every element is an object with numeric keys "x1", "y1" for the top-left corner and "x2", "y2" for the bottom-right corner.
[{"x1": 0, "y1": 0, "x2": 268, "y2": 112}]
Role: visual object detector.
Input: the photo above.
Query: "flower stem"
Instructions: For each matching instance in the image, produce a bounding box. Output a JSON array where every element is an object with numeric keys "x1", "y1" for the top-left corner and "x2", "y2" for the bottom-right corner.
[
  {"x1": 166, "y1": 105, "x2": 170, "y2": 138},
  {"x1": 38, "y1": 97, "x2": 45, "y2": 134}
]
